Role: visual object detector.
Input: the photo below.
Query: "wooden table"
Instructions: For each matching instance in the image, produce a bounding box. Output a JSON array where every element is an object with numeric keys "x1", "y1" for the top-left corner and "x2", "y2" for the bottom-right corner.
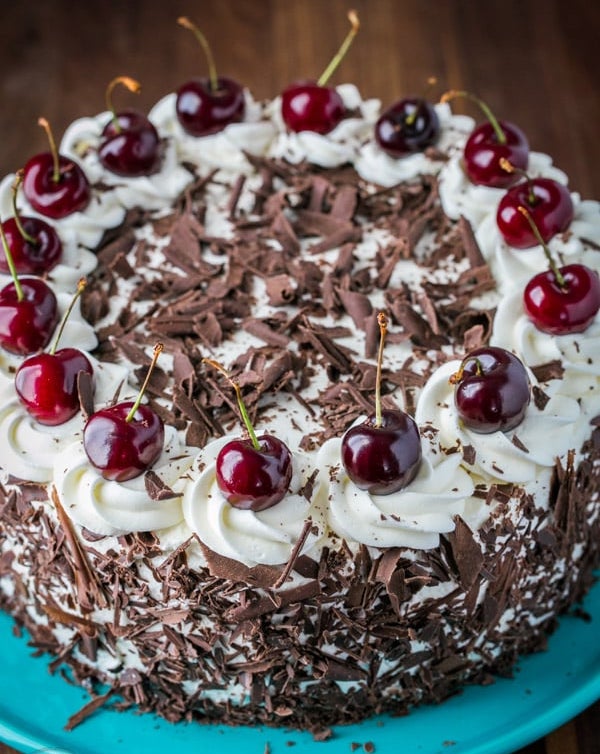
[{"x1": 0, "y1": 1, "x2": 598, "y2": 752}]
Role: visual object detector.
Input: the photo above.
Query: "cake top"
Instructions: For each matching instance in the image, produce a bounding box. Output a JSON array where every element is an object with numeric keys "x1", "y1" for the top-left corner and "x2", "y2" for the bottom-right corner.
[{"x1": 0, "y1": 76, "x2": 599, "y2": 579}]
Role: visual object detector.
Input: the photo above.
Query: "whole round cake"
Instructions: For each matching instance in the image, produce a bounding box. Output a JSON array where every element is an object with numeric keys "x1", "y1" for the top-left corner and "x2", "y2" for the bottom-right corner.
[{"x1": 0, "y1": 32, "x2": 599, "y2": 735}]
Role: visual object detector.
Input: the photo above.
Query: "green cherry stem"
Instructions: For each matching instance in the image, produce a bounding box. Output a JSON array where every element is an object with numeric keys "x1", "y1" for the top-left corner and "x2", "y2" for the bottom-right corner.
[
  {"x1": 203, "y1": 358, "x2": 260, "y2": 450},
  {"x1": 106, "y1": 76, "x2": 142, "y2": 134},
  {"x1": 0, "y1": 214, "x2": 24, "y2": 301},
  {"x1": 126, "y1": 343, "x2": 164, "y2": 423},
  {"x1": 38, "y1": 117, "x2": 61, "y2": 184},
  {"x1": 449, "y1": 357, "x2": 483, "y2": 385},
  {"x1": 49, "y1": 278, "x2": 86, "y2": 355},
  {"x1": 374, "y1": 311, "x2": 388, "y2": 428},
  {"x1": 517, "y1": 206, "x2": 567, "y2": 288},
  {"x1": 317, "y1": 9, "x2": 360, "y2": 87},
  {"x1": 11, "y1": 172, "x2": 38, "y2": 245},
  {"x1": 440, "y1": 90, "x2": 506, "y2": 145},
  {"x1": 178, "y1": 16, "x2": 219, "y2": 94}
]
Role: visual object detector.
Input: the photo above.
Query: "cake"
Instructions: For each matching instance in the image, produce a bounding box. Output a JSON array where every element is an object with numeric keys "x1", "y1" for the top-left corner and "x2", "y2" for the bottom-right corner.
[{"x1": 0, "y1": 64, "x2": 599, "y2": 737}]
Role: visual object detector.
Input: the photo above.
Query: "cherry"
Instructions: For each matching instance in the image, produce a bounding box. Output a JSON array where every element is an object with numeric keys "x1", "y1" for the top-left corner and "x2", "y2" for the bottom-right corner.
[
  {"x1": 496, "y1": 160, "x2": 574, "y2": 248},
  {"x1": 0, "y1": 173, "x2": 62, "y2": 275},
  {"x1": 341, "y1": 313, "x2": 422, "y2": 494},
  {"x1": 83, "y1": 343, "x2": 165, "y2": 482},
  {"x1": 98, "y1": 77, "x2": 162, "y2": 177},
  {"x1": 441, "y1": 90, "x2": 529, "y2": 188},
  {"x1": 204, "y1": 358, "x2": 293, "y2": 510},
  {"x1": 450, "y1": 346, "x2": 530, "y2": 434},
  {"x1": 518, "y1": 206, "x2": 600, "y2": 334},
  {"x1": 175, "y1": 17, "x2": 245, "y2": 136},
  {"x1": 15, "y1": 280, "x2": 93, "y2": 426},
  {"x1": 281, "y1": 10, "x2": 359, "y2": 134},
  {"x1": 375, "y1": 79, "x2": 440, "y2": 157},
  {"x1": 22, "y1": 118, "x2": 91, "y2": 219},
  {"x1": 0, "y1": 219, "x2": 58, "y2": 355}
]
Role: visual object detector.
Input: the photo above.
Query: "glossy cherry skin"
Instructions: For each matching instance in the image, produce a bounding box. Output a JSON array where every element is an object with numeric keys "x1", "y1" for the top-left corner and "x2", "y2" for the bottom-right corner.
[
  {"x1": 341, "y1": 409, "x2": 422, "y2": 495},
  {"x1": 216, "y1": 434, "x2": 293, "y2": 511},
  {"x1": 375, "y1": 98, "x2": 440, "y2": 157},
  {"x1": 524, "y1": 264, "x2": 600, "y2": 335},
  {"x1": 281, "y1": 81, "x2": 345, "y2": 135},
  {"x1": 463, "y1": 121, "x2": 529, "y2": 188},
  {"x1": 176, "y1": 76, "x2": 245, "y2": 136},
  {"x1": 0, "y1": 278, "x2": 58, "y2": 355},
  {"x1": 22, "y1": 152, "x2": 91, "y2": 219},
  {"x1": 83, "y1": 402, "x2": 165, "y2": 482},
  {"x1": 98, "y1": 110, "x2": 162, "y2": 177},
  {"x1": 453, "y1": 347, "x2": 530, "y2": 434},
  {"x1": 0, "y1": 217, "x2": 62, "y2": 275},
  {"x1": 497, "y1": 178, "x2": 574, "y2": 248},
  {"x1": 15, "y1": 348, "x2": 93, "y2": 426}
]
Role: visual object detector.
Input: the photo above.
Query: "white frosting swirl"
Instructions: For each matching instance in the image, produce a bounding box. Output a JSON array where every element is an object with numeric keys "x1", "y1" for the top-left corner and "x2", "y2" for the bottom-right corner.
[
  {"x1": 439, "y1": 151, "x2": 570, "y2": 227},
  {"x1": 266, "y1": 84, "x2": 380, "y2": 168},
  {"x1": 182, "y1": 435, "x2": 325, "y2": 567},
  {"x1": 415, "y1": 360, "x2": 589, "y2": 484},
  {"x1": 149, "y1": 91, "x2": 276, "y2": 174},
  {"x1": 319, "y1": 433, "x2": 474, "y2": 550},
  {"x1": 60, "y1": 111, "x2": 194, "y2": 211},
  {"x1": 475, "y1": 196, "x2": 600, "y2": 293},
  {"x1": 0, "y1": 359, "x2": 129, "y2": 483},
  {"x1": 354, "y1": 103, "x2": 473, "y2": 187},
  {"x1": 53, "y1": 425, "x2": 191, "y2": 535}
]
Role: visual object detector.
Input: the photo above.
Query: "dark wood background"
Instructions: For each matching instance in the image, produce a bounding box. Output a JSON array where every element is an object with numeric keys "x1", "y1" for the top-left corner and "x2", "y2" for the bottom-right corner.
[{"x1": 0, "y1": 1, "x2": 598, "y2": 752}]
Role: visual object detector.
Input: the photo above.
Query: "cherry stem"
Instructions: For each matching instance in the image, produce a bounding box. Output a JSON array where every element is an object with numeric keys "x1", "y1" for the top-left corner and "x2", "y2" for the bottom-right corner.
[
  {"x1": 405, "y1": 76, "x2": 438, "y2": 127},
  {"x1": 106, "y1": 76, "x2": 141, "y2": 134},
  {"x1": 11, "y1": 172, "x2": 38, "y2": 245},
  {"x1": 449, "y1": 357, "x2": 483, "y2": 385},
  {"x1": 38, "y1": 117, "x2": 61, "y2": 183},
  {"x1": 440, "y1": 90, "x2": 506, "y2": 145},
  {"x1": 178, "y1": 16, "x2": 219, "y2": 93},
  {"x1": 317, "y1": 9, "x2": 360, "y2": 87},
  {"x1": 499, "y1": 158, "x2": 536, "y2": 205},
  {"x1": 517, "y1": 206, "x2": 566, "y2": 288},
  {"x1": 0, "y1": 214, "x2": 24, "y2": 302},
  {"x1": 203, "y1": 358, "x2": 260, "y2": 450},
  {"x1": 374, "y1": 312, "x2": 388, "y2": 428},
  {"x1": 126, "y1": 343, "x2": 164, "y2": 423},
  {"x1": 50, "y1": 278, "x2": 86, "y2": 355}
]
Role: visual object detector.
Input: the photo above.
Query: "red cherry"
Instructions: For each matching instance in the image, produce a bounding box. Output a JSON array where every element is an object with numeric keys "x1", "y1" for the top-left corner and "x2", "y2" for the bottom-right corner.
[
  {"x1": 463, "y1": 120, "x2": 529, "y2": 188},
  {"x1": 281, "y1": 82, "x2": 345, "y2": 135},
  {"x1": 0, "y1": 216, "x2": 62, "y2": 275},
  {"x1": 281, "y1": 9, "x2": 359, "y2": 135},
  {"x1": 83, "y1": 402, "x2": 165, "y2": 482},
  {"x1": 216, "y1": 434, "x2": 293, "y2": 511},
  {"x1": 176, "y1": 17, "x2": 245, "y2": 136},
  {"x1": 22, "y1": 118, "x2": 90, "y2": 219},
  {"x1": 99, "y1": 109, "x2": 162, "y2": 176},
  {"x1": 497, "y1": 176, "x2": 574, "y2": 248},
  {"x1": 22, "y1": 152, "x2": 90, "y2": 219},
  {"x1": 176, "y1": 76, "x2": 245, "y2": 136},
  {"x1": 0, "y1": 277, "x2": 58, "y2": 355},
  {"x1": 15, "y1": 348, "x2": 93, "y2": 426},
  {"x1": 441, "y1": 91, "x2": 529, "y2": 188},
  {"x1": 83, "y1": 344, "x2": 165, "y2": 482},
  {"x1": 97, "y1": 77, "x2": 162, "y2": 176},
  {"x1": 341, "y1": 409, "x2": 422, "y2": 495},
  {"x1": 374, "y1": 98, "x2": 440, "y2": 157},
  {"x1": 341, "y1": 313, "x2": 422, "y2": 494},
  {"x1": 524, "y1": 264, "x2": 600, "y2": 335},
  {"x1": 450, "y1": 347, "x2": 530, "y2": 434}
]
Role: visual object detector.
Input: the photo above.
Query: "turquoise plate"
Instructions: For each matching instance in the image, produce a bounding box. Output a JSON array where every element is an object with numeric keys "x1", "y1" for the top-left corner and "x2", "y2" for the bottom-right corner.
[{"x1": 0, "y1": 577, "x2": 598, "y2": 754}]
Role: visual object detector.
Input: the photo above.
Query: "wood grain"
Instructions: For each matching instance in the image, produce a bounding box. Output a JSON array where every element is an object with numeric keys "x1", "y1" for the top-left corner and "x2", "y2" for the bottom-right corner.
[{"x1": 0, "y1": 1, "x2": 598, "y2": 752}]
